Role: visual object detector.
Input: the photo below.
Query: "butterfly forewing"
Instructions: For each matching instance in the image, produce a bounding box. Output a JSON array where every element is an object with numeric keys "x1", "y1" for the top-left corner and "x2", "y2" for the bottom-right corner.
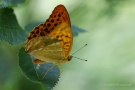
[
  {"x1": 47, "y1": 22, "x2": 72, "y2": 58},
  {"x1": 51, "y1": 5, "x2": 71, "y2": 26}
]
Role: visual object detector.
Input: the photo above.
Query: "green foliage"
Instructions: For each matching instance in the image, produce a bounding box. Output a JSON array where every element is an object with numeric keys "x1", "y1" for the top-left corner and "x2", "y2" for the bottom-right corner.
[
  {"x1": 0, "y1": 7, "x2": 27, "y2": 44},
  {"x1": 19, "y1": 47, "x2": 60, "y2": 90},
  {"x1": 0, "y1": 0, "x2": 26, "y2": 7}
]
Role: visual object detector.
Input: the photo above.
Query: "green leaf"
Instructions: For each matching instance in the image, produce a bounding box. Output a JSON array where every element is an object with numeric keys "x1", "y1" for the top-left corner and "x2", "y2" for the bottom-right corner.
[
  {"x1": 0, "y1": 7, "x2": 27, "y2": 45},
  {"x1": 19, "y1": 47, "x2": 60, "y2": 90},
  {"x1": 25, "y1": 22, "x2": 42, "y2": 32},
  {"x1": 71, "y1": 25, "x2": 87, "y2": 36},
  {"x1": 0, "y1": 0, "x2": 26, "y2": 8},
  {"x1": 25, "y1": 22, "x2": 87, "y2": 36}
]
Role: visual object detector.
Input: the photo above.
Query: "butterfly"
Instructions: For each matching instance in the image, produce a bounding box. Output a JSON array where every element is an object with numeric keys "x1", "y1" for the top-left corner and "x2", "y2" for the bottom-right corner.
[{"x1": 25, "y1": 5, "x2": 73, "y2": 67}]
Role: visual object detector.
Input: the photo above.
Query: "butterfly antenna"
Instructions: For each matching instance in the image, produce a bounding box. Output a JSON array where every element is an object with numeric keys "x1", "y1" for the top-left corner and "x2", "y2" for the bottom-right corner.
[
  {"x1": 71, "y1": 44, "x2": 87, "y2": 55},
  {"x1": 72, "y1": 56, "x2": 87, "y2": 61},
  {"x1": 71, "y1": 44, "x2": 87, "y2": 61}
]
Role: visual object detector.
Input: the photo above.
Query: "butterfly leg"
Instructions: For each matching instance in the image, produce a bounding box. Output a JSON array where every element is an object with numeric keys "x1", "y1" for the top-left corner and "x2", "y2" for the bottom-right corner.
[
  {"x1": 59, "y1": 64, "x2": 64, "y2": 75},
  {"x1": 53, "y1": 64, "x2": 64, "y2": 83},
  {"x1": 40, "y1": 63, "x2": 56, "y2": 80}
]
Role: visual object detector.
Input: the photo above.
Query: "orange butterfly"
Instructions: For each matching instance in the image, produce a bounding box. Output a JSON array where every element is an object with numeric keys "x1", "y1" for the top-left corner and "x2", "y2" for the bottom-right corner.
[{"x1": 25, "y1": 5, "x2": 73, "y2": 67}]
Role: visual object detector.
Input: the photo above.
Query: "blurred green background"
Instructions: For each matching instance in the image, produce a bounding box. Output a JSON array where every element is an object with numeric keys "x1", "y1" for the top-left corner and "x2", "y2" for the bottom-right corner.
[{"x1": 1, "y1": 0, "x2": 135, "y2": 90}]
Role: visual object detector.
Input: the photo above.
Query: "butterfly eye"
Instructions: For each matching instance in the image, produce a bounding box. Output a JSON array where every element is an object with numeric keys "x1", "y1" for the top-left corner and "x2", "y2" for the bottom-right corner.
[
  {"x1": 68, "y1": 58, "x2": 71, "y2": 61},
  {"x1": 67, "y1": 56, "x2": 72, "y2": 61}
]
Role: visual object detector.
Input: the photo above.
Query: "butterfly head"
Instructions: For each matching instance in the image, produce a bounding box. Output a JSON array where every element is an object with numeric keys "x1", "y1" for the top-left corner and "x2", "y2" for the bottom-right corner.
[{"x1": 67, "y1": 55, "x2": 72, "y2": 61}]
